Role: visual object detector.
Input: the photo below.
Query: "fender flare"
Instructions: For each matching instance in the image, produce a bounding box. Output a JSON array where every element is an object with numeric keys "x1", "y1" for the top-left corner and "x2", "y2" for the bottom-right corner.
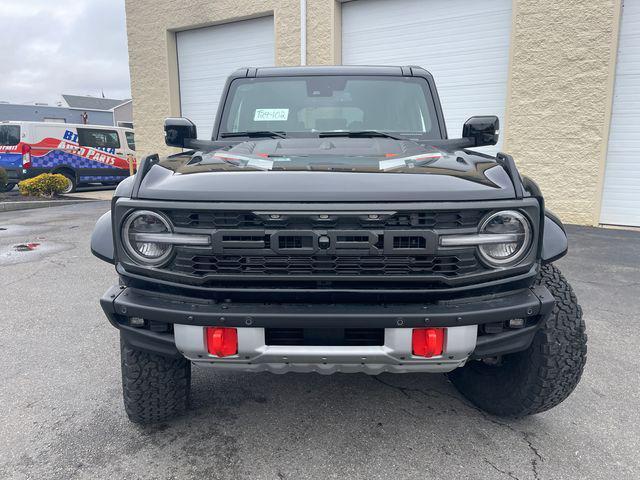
[
  {"x1": 91, "y1": 211, "x2": 115, "y2": 264},
  {"x1": 542, "y1": 210, "x2": 568, "y2": 264}
]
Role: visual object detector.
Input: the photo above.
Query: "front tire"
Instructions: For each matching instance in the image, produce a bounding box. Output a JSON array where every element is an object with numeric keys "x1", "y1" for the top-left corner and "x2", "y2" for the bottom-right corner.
[
  {"x1": 1, "y1": 183, "x2": 16, "y2": 192},
  {"x1": 448, "y1": 264, "x2": 587, "y2": 416},
  {"x1": 59, "y1": 172, "x2": 77, "y2": 194},
  {"x1": 120, "y1": 338, "x2": 191, "y2": 424}
]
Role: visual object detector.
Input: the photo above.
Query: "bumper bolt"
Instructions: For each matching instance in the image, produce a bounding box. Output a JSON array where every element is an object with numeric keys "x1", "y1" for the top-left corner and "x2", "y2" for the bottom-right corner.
[
  {"x1": 245, "y1": 317, "x2": 253, "y2": 326},
  {"x1": 527, "y1": 308, "x2": 534, "y2": 315},
  {"x1": 396, "y1": 318, "x2": 404, "y2": 326}
]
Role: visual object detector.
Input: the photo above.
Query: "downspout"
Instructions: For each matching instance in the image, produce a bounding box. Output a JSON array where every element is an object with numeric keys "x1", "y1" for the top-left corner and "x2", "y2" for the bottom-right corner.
[{"x1": 300, "y1": 0, "x2": 307, "y2": 65}]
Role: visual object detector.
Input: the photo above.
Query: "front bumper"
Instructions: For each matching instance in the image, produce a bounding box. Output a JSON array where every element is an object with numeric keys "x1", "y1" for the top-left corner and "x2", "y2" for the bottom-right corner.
[{"x1": 100, "y1": 283, "x2": 554, "y2": 373}]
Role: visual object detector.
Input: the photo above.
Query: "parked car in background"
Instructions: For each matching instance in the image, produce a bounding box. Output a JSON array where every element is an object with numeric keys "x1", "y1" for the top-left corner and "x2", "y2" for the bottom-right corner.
[{"x1": 0, "y1": 121, "x2": 136, "y2": 193}]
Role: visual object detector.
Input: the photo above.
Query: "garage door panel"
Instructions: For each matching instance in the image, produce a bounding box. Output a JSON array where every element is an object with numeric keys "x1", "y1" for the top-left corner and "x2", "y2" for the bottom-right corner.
[
  {"x1": 177, "y1": 16, "x2": 274, "y2": 140},
  {"x1": 342, "y1": 0, "x2": 512, "y2": 155},
  {"x1": 601, "y1": 0, "x2": 640, "y2": 226}
]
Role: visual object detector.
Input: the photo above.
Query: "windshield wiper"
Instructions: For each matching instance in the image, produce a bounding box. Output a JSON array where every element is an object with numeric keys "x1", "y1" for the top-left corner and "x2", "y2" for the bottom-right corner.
[
  {"x1": 220, "y1": 131, "x2": 286, "y2": 139},
  {"x1": 318, "y1": 130, "x2": 409, "y2": 141}
]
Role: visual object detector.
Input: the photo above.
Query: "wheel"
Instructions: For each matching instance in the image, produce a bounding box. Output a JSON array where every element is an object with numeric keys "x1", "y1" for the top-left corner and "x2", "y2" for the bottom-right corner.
[
  {"x1": 1, "y1": 183, "x2": 16, "y2": 192},
  {"x1": 120, "y1": 337, "x2": 191, "y2": 424},
  {"x1": 448, "y1": 264, "x2": 587, "y2": 417},
  {"x1": 59, "y1": 172, "x2": 77, "y2": 194}
]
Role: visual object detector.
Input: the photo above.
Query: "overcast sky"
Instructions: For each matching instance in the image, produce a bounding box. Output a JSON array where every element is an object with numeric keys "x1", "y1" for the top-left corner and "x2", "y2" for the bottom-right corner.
[{"x1": 0, "y1": 0, "x2": 131, "y2": 105}]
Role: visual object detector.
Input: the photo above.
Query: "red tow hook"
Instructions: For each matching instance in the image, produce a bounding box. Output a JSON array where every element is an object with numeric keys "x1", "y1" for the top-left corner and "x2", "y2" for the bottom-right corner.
[
  {"x1": 412, "y1": 328, "x2": 445, "y2": 358},
  {"x1": 206, "y1": 327, "x2": 238, "y2": 357}
]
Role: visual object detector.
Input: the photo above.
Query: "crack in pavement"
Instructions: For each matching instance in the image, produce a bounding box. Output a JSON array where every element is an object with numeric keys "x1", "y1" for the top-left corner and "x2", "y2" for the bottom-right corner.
[
  {"x1": 372, "y1": 376, "x2": 544, "y2": 480},
  {"x1": 484, "y1": 458, "x2": 521, "y2": 480}
]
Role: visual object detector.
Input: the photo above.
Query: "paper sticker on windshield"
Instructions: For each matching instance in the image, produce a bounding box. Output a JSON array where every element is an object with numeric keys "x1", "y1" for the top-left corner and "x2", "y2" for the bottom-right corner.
[{"x1": 254, "y1": 109, "x2": 289, "y2": 121}]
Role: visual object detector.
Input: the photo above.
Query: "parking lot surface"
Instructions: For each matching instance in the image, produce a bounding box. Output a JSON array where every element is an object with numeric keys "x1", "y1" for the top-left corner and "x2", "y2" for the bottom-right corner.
[{"x1": 1, "y1": 202, "x2": 639, "y2": 480}]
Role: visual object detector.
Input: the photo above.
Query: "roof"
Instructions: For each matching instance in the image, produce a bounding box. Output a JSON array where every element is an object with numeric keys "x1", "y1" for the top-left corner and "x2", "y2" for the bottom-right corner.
[
  {"x1": 61, "y1": 94, "x2": 130, "y2": 111},
  {"x1": 243, "y1": 65, "x2": 432, "y2": 78}
]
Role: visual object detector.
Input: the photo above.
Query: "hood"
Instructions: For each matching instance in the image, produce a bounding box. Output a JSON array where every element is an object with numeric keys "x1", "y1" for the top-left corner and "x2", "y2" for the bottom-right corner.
[{"x1": 137, "y1": 138, "x2": 516, "y2": 202}]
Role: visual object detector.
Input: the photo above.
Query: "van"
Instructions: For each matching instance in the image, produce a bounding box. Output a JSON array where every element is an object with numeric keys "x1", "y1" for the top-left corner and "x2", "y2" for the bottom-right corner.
[{"x1": 0, "y1": 121, "x2": 136, "y2": 193}]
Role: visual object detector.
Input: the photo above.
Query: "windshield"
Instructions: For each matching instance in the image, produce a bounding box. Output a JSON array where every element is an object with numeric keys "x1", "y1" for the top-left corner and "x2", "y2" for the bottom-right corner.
[{"x1": 218, "y1": 76, "x2": 441, "y2": 140}]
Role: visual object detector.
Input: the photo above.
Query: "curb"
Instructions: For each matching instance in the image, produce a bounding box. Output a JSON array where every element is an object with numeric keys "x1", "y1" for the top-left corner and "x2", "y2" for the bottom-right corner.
[{"x1": 0, "y1": 198, "x2": 100, "y2": 213}]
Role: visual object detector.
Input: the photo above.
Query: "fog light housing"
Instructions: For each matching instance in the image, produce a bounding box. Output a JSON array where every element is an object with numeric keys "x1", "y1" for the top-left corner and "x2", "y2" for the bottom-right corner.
[
  {"x1": 206, "y1": 327, "x2": 238, "y2": 357},
  {"x1": 412, "y1": 328, "x2": 445, "y2": 358}
]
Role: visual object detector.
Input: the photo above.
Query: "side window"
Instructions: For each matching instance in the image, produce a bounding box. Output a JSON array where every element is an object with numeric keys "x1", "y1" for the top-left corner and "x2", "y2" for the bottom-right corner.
[
  {"x1": 0, "y1": 125, "x2": 20, "y2": 146},
  {"x1": 125, "y1": 131, "x2": 135, "y2": 151},
  {"x1": 77, "y1": 128, "x2": 120, "y2": 149}
]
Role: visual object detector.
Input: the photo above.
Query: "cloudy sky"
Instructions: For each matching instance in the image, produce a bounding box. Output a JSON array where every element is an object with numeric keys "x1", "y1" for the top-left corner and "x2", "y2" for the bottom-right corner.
[{"x1": 0, "y1": 0, "x2": 131, "y2": 104}]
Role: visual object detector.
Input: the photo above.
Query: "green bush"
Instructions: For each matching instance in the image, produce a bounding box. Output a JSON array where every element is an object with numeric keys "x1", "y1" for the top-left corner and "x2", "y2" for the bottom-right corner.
[
  {"x1": 0, "y1": 168, "x2": 7, "y2": 190},
  {"x1": 18, "y1": 173, "x2": 69, "y2": 198}
]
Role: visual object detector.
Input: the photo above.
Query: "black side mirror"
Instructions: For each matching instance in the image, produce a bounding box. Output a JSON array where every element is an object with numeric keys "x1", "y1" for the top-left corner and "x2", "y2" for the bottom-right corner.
[
  {"x1": 164, "y1": 117, "x2": 197, "y2": 148},
  {"x1": 462, "y1": 116, "x2": 499, "y2": 147}
]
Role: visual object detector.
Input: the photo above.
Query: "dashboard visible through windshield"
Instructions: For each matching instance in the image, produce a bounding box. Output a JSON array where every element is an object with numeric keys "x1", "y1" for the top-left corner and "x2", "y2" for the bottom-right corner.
[{"x1": 218, "y1": 76, "x2": 442, "y2": 140}]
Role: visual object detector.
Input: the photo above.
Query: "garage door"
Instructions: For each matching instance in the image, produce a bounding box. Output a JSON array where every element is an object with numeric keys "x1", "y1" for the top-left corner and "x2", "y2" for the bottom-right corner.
[
  {"x1": 600, "y1": 0, "x2": 640, "y2": 227},
  {"x1": 341, "y1": 0, "x2": 512, "y2": 154},
  {"x1": 176, "y1": 17, "x2": 274, "y2": 140}
]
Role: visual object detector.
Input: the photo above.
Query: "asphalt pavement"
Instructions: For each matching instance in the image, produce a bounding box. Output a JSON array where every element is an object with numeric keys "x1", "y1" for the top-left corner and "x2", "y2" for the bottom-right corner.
[{"x1": 1, "y1": 202, "x2": 639, "y2": 480}]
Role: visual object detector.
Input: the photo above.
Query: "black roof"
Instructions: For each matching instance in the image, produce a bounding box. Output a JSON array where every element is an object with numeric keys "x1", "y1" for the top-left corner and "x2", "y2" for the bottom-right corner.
[{"x1": 232, "y1": 65, "x2": 433, "y2": 78}]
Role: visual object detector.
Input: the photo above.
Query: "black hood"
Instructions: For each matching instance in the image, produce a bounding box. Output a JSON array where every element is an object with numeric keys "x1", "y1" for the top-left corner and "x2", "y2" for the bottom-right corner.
[{"x1": 137, "y1": 138, "x2": 516, "y2": 202}]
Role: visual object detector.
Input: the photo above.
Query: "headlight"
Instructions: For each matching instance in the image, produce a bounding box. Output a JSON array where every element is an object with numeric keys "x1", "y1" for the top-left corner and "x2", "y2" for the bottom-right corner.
[
  {"x1": 478, "y1": 210, "x2": 532, "y2": 266},
  {"x1": 122, "y1": 210, "x2": 173, "y2": 266}
]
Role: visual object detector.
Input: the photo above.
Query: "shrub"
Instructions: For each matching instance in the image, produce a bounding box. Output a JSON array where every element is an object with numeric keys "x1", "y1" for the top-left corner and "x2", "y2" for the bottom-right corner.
[
  {"x1": 18, "y1": 173, "x2": 69, "y2": 198},
  {"x1": 0, "y1": 168, "x2": 7, "y2": 190}
]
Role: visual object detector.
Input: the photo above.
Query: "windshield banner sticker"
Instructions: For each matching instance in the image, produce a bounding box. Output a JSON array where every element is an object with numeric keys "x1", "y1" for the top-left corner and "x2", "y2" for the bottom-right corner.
[{"x1": 254, "y1": 109, "x2": 289, "y2": 121}]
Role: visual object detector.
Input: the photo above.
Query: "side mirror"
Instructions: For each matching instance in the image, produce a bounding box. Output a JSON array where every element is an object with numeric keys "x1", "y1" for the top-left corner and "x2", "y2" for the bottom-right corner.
[
  {"x1": 462, "y1": 116, "x2": 499, "y2": 147},
  {"x1": 164, "y1": 117, "x2": 197, "y2": 148}
]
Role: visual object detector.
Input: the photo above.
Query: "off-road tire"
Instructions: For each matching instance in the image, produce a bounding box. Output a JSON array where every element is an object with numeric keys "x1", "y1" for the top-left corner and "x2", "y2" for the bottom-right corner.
[
  {"x1": 120, "y1": 338, "x2": 191, "y2": 424},
  {"x1": 448, "y1": 264, "x2": 587, "y2": 416}
]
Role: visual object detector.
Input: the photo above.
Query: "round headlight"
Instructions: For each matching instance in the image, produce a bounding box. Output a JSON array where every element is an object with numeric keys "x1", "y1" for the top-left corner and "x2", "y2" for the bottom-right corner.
[
  {"x1": 122, "y1": 210, "x2": 173, "y2": 266},
  {"x1": 478, "y1": 210, "x2": 531, "y2": 266}
]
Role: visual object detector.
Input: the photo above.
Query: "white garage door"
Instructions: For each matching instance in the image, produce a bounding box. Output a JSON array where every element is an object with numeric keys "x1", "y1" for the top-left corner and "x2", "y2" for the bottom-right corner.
[
  {"x1": 600, "y1": 0, "x2": 640, "y2": 227},
  {"x1": 342, "y1": 0, "x2": 512, "y2": 154},
  {"x1": 176, "y1": 17, "x2": 274, "y2": 139}
]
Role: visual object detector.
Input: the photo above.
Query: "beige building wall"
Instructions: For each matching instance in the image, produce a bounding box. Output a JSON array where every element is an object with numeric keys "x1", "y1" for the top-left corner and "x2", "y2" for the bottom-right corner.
[
  {"x1": 125, "y1": 0, "x2": 622, "y2": 225},
  {"x1": 503, "y1": 0, "x2": 622, "y2": 225}
]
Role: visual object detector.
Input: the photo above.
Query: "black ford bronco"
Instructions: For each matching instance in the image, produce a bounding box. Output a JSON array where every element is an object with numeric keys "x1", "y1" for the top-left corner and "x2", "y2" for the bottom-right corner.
[{"x1": 92, "y1": 66, "x2": 587, "y2": 424}]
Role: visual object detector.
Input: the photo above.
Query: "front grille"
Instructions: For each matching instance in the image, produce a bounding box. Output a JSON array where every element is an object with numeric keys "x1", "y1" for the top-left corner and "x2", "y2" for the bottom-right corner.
[
  {"x1": 154, "y1": 208, "x2": 492, "y2": 283},
  {"x1": 171, "y1": 251, "x2": 479, "y2": 277},
  {"x1": 265, "y1": 328, "x2": 385, "y2": 346}
]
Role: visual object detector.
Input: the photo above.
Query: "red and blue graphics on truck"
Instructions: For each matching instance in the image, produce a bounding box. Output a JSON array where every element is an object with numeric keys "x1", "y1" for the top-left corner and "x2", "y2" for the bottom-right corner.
[{"x1": 0, "y1": 129, "x2": 131, "y2": 178}]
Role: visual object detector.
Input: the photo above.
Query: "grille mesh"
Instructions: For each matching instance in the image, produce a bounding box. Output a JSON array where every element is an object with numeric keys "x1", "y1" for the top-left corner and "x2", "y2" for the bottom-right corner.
[{"x1": 171, "y1": 251, "x2": 479, "y2": 277}]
